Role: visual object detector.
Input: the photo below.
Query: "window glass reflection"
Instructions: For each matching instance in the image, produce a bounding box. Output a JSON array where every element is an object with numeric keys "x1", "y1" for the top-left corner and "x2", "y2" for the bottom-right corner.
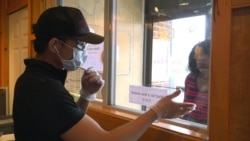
[
  {"x1": 62, "y1": 0, "x2": 105, "y2": 100},
  {"x1": 149, "y1": 0, "x2": 212, "y2": 125},
  {"x1": 181, "y1": 39, "x2": 210, "y2": 125},
  {"x1": 62, "y1": 0, "x2": 212, "y2": 127}
]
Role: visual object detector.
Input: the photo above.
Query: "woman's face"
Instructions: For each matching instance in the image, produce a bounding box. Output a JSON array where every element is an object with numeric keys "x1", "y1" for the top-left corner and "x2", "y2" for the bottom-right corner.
[{"x1": 194, "y1": 46, "x2": 210, "y2": 72}]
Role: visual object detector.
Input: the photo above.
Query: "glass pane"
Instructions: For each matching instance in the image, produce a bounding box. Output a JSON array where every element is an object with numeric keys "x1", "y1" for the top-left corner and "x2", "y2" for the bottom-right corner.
[
  {"x1": 149, "y1": 0, "x2": 212, "y2": 126},
  {"x1": 62, "y1": 0, "x2": 105, "y2": 101},
  {"x1": 115, "y1": 0, "x2": 212, "y2": 127},
  {"x1": 115, "y1": 0, "x2": 145, "y2": 110},
  {"x1": 62, "y1": 0, "x2": 212, "y2": 127}
]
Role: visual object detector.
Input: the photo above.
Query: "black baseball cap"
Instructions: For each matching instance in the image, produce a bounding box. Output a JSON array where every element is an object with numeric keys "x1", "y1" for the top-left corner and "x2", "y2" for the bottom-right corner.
[{"x1": 33, "y1": 6, "x2": 105, "y2": 44}]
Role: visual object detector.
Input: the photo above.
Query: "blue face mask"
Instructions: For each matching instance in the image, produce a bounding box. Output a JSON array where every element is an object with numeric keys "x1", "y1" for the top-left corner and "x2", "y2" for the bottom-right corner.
[
  {"x1": 61, "y1": 47, "x2": 88, "y2": 71},
  {"x1": 55, "y1": 46, "x2": 88, "y2": 71}
]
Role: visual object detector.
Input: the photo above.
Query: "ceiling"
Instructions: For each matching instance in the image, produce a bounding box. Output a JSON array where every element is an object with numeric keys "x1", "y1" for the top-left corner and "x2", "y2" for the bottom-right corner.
[{"x1": 146, "y1": 0, "x2": 212, "y2": 21}]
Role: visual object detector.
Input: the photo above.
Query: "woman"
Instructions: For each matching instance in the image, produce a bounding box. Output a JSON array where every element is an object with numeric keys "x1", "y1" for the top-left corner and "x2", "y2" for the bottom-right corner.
[{"x1": 182, "y1": 39, "x2": 210, "y2": 124}]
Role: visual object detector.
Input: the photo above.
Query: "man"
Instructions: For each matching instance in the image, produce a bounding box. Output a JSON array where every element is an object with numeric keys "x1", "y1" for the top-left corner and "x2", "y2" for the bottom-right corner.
[{"x1": 13, "y1": 6, "x2": 196, "y2": 141}]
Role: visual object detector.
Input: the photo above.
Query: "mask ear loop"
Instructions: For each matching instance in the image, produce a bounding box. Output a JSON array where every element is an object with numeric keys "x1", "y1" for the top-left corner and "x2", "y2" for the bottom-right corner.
[{"x1": 53, "y1": 45, "x2": 63, "y2": 60}]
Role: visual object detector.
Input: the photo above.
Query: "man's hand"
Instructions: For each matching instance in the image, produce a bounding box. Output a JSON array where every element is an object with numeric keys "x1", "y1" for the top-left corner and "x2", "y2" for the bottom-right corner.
[
  {"x1": 151, "y1": 90, "x2": 196, "y2": 119},
  {"x1": 80, "y1": 67, "x2": 105, "y2": 101}
]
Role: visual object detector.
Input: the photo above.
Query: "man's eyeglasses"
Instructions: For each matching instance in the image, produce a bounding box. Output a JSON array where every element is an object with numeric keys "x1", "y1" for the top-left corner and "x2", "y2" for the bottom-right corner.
[
  {"x1": 58, "y1": 39, "x2": 87, "y2": 51},
  {"x1": 75, "y1": 40, "x2": 87, "y2": 50}
]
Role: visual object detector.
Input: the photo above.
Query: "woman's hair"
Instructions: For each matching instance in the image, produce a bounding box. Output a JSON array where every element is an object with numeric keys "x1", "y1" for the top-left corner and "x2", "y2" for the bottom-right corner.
[{"x1": 188, "y1": 39, "x2": 211, "y2": 74}]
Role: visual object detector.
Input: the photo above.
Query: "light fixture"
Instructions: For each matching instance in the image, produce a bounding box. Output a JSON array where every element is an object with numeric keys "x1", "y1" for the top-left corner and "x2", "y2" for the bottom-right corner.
[
  {"x1": 154, "y1": 6, "x2": 159, "y2": 13},
  {"x1": 193, "y1": 10, "x2": 199, "y2": 13},
  {"x1": 179, "y1": 2, "x2": 189, "y2": 6}
]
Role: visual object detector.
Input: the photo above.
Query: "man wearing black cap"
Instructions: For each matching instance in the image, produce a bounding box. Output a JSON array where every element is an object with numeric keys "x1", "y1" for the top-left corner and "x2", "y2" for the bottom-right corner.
[{"x1": 13, "y1": 6, "x2": 196, "y2": 141}]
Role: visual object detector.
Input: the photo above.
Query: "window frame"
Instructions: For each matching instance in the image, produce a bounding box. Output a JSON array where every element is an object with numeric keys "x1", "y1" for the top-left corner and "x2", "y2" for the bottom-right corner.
[
  {"x1": 102, "y1": 0, "x2": 209, "y2": 135},
  {"x1": 60, "y1": 0, "x2": 210, "y2": 139}
]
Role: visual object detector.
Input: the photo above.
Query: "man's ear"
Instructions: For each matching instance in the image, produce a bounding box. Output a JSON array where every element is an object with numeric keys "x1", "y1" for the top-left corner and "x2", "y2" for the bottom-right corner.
[{"x1": 48, "y1": 38, "x2": 58, "y2": 53}]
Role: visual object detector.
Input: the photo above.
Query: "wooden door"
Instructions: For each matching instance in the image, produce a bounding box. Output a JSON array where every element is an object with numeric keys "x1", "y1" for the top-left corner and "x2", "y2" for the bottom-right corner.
[{"x1": 8, "y1": 7, "x2": 28, "y2": 115}]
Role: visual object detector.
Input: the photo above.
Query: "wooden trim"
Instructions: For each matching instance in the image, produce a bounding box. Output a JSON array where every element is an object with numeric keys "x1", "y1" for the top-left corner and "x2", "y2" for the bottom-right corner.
[
  {"x1": 1, "y1": 0, "x2": 249, "y2": 140},
  {"x1": 230, "y1": 7, "x2": 250, "y2": 141},
  {"x1": 232, "y1": 0, "x2": 250, "y2": 9},
  {"x1": 6, "y1": 0, "x2": 28, "y2": 14},
  {"x1": 209, "y1": 0, "x2": 231, "y2": 140},
  {"x1": 87, "y1": 104, "x2": 208, "y2": 141},
  {"x1": 0, "y1": 0, "x2": 9, "y2": 87},
  {"x1": 44, "y1": 0, "x2": 57, "y2": 9},
  {"x1": 27, "y1": 0, "x2": 57, "y2": 57},
  {"x1": 0, "y1": 0, "x2": 3, "y2": 86},
  {"x1": 0, "y1": 0, "x2": 2, "y2": 34},
  {"x1": 28, "y1": 0, "x2": 43, "y2": 57}
]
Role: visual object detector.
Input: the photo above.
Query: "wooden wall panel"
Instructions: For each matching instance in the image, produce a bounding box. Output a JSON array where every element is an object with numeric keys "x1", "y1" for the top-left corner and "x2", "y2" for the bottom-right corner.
[
  {"x1": 29, "y1": 0, "x2": 43, "y2": 32},
  {"x1": 0, "y1": 0, "x2": 250, "y2": 140},
  {"x1": 232, "y1": 0, "x2": 250, "y2": 8},
  {"x1": 28, "y1": 0, "x2": 57, "y2": 57},
  {"x1": 6, "y1": 0, "x2": 28, "y2": 14},
  {"x1": 0, "y1": 0, "x2": 9, "y2": 87},
  {"x1": 28, "y1": 0, "x2": 43, "y2": 57},
  {"x1": 0, "y1": 0, "x2": 2, "y2": 86},
  {"x1": 28, "y1": 0, "x2": 57, "y2": 35},
  {"x1": 0, "y1": 0, "x2": 1, "y2": 33},
  {"x1": 231, "y1": 6, "x2": 250, "y2": 141},
  {"x1": 209, "y1": 0, "x2": 231, "y2": 140}
]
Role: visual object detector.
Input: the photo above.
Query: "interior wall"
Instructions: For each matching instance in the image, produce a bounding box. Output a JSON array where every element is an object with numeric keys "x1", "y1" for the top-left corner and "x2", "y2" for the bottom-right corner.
[
  {"x1": 209, "y1": 0, "x2": 250, "y2": 140},
  {"x1": 0, "y1": 0, "x2": 9, "y2": 87},
  {"x1": 230, "y1": 6, "x2": 250, "y2": 141},
  {"x1": 0, "y1": 0, "x2": 250, "y2": 140}
]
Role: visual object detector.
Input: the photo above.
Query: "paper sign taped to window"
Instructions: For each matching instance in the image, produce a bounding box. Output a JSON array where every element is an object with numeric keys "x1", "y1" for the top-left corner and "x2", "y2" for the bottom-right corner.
[
  {"x1": 129, "y1": 85, "x2": 169, "y2": 106},
  {"x1": 82, "y1": 42, "x2": 104, "y2": 72}
]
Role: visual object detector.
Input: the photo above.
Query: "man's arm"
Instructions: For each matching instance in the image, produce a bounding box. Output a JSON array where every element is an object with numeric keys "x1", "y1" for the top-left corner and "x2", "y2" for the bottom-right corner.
[{"x1": 76, "y1": 98, "x2": 89, "y2": 112}]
